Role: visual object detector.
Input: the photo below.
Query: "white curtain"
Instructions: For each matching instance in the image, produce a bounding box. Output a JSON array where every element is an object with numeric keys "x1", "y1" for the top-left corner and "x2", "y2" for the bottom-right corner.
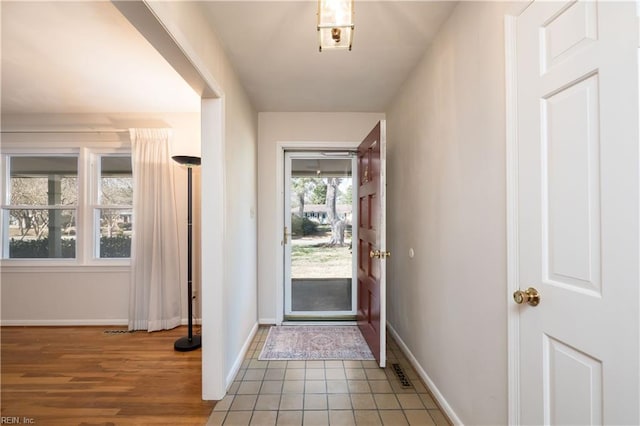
[{"x1": 128, "y1": 128, "x2": 182, "y2": 332}]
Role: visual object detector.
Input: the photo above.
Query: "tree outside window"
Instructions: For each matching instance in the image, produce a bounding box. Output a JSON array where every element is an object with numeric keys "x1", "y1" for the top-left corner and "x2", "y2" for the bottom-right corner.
[
  {"x1": 6, "y1": 156, "x2": 78, "y2": 258},
  {"x1": 2, "y1": 152, "x2": 133, "y2": 261},
  {"x1": 97, "y1": 156, "x2": 133, "y2": 258}
]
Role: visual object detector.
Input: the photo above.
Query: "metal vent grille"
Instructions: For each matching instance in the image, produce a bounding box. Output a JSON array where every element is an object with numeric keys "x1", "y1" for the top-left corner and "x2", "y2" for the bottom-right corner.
[
  {"x1": 391, "y1": 363, "x2": 413, "y2": 388},
  {"x1": 103, "y1": 329, "x2": 133, "y2": 334}
]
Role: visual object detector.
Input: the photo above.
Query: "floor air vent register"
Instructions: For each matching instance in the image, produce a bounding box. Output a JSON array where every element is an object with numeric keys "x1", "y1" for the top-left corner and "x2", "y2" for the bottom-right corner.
[{"x1": 391, "y1": 363, "x2": 413, "y2": 388}]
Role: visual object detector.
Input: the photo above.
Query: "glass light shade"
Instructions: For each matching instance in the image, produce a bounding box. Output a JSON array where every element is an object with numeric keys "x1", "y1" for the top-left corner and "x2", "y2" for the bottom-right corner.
[{"x1": 317, "y1": 0, "x2": 354, "y2": 52}]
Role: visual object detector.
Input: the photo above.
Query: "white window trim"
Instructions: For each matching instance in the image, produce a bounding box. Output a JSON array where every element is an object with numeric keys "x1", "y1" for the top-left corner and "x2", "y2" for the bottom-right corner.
[{"x1": 1, "y1": 144, "x2": 131, "y2": 268}]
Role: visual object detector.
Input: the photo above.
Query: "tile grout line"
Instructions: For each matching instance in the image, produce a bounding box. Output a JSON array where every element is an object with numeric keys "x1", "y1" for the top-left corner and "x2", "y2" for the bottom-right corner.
[{"x1": 210, "y1": 327, "x2": 449, "y2": 426}]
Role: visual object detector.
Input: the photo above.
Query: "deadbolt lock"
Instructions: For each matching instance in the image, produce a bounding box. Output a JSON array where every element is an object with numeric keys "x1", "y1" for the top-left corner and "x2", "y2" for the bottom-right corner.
[{"x1": 513, "y1": 287, "x2": 540, "y2": 307}]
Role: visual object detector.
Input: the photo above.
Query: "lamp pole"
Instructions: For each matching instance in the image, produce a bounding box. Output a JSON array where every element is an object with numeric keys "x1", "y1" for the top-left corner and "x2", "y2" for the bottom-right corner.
[{"x1": 172, "y1": 155, "x2": 202, "y2": 351}]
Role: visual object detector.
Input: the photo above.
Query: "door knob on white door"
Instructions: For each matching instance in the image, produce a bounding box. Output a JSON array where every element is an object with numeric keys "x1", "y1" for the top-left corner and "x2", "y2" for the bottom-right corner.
[{"x1": 513, "y1": 287, "x2": 540, "y2": 306}]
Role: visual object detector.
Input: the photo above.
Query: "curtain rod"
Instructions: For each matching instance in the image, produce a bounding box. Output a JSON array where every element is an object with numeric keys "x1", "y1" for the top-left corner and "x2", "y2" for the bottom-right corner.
[{"x1": 1, "y1": 129, "x2": 129, "y2": 134}]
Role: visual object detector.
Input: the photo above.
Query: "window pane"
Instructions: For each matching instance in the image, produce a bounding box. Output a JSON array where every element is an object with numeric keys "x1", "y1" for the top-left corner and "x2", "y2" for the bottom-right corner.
[
  {"x1": 100, "y1": 156, "x2": 132, "y2": 205},
  {"x1": 10, "y1": 156, "x2": 78, "y2": 206},
  {"x1": 7, "y1": 209, "x2": 76, "y2": 258},
  {"x1": 99, "y1": 208, "x2": 132, "y2": 258}
]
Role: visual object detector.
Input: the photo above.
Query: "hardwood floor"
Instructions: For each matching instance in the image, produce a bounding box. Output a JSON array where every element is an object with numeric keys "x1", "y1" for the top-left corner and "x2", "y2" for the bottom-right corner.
[{"x1": 1, "y1": 326, "x2": 214, "y2": 425}]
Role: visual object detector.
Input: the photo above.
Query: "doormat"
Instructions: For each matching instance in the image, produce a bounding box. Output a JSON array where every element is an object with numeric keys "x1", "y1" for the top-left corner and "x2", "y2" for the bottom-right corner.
[{"x1": 259, "y1": 326, "x2": 375, "y2": 360}]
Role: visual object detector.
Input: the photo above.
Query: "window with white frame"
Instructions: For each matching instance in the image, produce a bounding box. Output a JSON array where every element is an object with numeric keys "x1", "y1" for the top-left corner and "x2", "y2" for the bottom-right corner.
[
  {"x1": 95, "y1": 155, "x2": 133, "y2": 258},
  {"x1": 2, "y1": 150, "x2": 132, "y2": 261},
  {"x1": 4, "y1": 155, "x2": 78, "y2": 258}
]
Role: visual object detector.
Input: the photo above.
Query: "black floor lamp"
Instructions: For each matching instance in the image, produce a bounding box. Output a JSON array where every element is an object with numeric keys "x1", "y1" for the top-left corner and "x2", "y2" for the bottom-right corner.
[{"x1": 173, "y1": 155, "x2": 202, "y2": 352}]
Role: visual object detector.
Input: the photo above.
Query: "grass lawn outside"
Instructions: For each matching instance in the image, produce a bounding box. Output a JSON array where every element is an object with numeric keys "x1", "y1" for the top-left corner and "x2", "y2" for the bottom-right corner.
[{"x1": 291, "y1": 234, "x2": 352, "y2": 279}]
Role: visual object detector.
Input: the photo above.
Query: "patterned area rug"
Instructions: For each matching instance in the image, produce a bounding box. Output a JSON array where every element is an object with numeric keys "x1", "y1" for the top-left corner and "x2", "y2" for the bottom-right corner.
[{"x1": 259, "y1": 326, "x2": 375, "y2": 360}]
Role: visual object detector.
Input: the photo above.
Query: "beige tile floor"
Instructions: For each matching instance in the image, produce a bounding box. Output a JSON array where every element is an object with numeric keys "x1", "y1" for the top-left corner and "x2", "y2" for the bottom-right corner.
[{"x1": 207, "y1": 327, "x2": 451, "y2": 426}]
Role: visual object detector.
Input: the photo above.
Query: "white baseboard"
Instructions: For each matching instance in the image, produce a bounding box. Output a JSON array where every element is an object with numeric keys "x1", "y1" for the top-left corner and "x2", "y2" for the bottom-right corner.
[
  {"x1": 226, "y1": 322, "x2": 259, "y2": 389},
  {"x1": 387, "y1": 322, "x2": 463, "y2": 426},
  {"x1": 0, "y1": 319, "x2": 129, "y2": 326},
  {"x1": 259, "y1": 318, "x2": 276, "y2": 325},
  {"x1": 1, "y1": 318, "x2": 202, "y2": 327},
  {"x1": 282, "y1": 321, "x2": 357, "y2": 326}
]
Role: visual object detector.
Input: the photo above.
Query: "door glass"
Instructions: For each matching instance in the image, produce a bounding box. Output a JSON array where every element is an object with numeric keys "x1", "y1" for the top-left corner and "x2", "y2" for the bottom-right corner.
[{"x1": 285, "y1": 154, "x2": 356, "y2": 317}]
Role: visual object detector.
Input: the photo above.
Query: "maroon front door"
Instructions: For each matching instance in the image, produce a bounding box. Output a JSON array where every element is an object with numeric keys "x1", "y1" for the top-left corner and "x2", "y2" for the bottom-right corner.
[{"x1": 357, "y1": 121, "x2": 387, "y2": 367}]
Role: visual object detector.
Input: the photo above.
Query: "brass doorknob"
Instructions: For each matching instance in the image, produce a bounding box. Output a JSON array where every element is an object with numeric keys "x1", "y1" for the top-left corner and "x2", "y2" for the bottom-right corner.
[
  {"x1": 513, "y1": 287, "x2": 540, "y2": 306},
  {"x1": 369, "y1": 249, "x2": 391, "y2": 259}
]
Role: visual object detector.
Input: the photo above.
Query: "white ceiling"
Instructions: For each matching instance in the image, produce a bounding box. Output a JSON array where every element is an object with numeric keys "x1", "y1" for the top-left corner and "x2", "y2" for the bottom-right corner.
[
  {"x1": 1, "y1": 1, "x2": 200, "y2": 115},
  {"x1": 201, "y1": 1, "x2": 456, "y2": 112},
  {"x1": 1, "y1": 1, "x2": 456, "y2": 115}
]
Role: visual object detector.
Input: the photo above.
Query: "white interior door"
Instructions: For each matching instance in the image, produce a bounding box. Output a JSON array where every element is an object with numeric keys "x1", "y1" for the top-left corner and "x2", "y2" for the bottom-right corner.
[{"x1": 514, "y1": 1, "x2": 639, "y2": 424}]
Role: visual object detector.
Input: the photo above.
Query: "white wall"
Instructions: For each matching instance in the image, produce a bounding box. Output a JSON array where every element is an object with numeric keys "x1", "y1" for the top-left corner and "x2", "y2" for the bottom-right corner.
[
  {"x1": 385, "y1": 2, "x2": 511, "y2": 424},
  {"x1": 0, "y1": 112, "x2": 201, "y2": 326},
  {"x1": 257, "y1": 112, "x2": 384, "y2": 322},
  {"x1": 145, "y1": 2, "x2": 259, "y2": 399}
]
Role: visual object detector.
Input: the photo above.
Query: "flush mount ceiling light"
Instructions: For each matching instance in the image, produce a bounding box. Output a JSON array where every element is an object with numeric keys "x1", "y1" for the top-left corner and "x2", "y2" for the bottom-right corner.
[{"x1": 317, "y1": 0, "x2": 354, "y2": 52}]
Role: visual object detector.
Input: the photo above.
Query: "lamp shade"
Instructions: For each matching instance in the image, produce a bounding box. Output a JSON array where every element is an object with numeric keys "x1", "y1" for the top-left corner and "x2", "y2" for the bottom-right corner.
[
  {"x1": 172, "y1": 155, "x2": 201, "y2": 167},
  {"x1": 317, "y1": 0, "x2": 354, "y2": 52}
]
